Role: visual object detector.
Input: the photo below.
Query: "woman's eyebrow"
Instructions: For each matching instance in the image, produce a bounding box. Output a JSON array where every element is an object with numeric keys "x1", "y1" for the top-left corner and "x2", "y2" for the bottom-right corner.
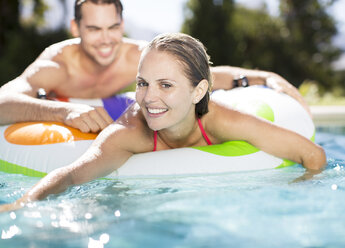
[
  {"x1": 157, "y1": 78, "x2": 175, "y2": 83},
  {"x1": 136, "y1": 76, "x2": 145, "y2": 81},
  {"x1": 136, "y1": 75, "x2": 176, "y2": 83}
]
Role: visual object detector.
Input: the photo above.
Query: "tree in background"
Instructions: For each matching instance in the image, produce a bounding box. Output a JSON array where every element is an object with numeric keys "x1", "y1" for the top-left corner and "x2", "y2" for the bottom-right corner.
[
  {"x1": 0, "y1": 0, "x2": 69, "y2": 86},
  {"x1": 0, "y1": 1, "x2": 20, "y2": 54},
  {"x1": 228, "y1": 6, "x2": 288, "y2": 73},
  {"x1": 280, "y1": 0, "x2": 342, "y2": 90},
  {"x1": 182, "y1": 0, "x2": 237, "y2": 66},
  {"x1": 182, "y1": 0, "x2": 343, "y2": 90}
]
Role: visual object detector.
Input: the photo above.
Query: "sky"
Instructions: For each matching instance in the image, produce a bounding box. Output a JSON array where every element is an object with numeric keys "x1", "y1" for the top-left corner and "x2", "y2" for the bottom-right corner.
[
  {"x1": 42, "y1": 0, "x2": 344, "y2": 40},
  {"x1": 122, "y1": 0, "x2": 345, "y2": 47},
  {"x1": 41, "y1": 0, "x2": 345, "y2": 68}
]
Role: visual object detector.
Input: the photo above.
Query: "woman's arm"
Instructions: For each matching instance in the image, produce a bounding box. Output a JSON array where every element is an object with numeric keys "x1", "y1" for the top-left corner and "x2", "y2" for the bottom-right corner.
[
  {"x1": 0, "y1": 118, "x2": 149, "y2": 212},
  {"x1": 0, "y1": 166, "x2": 76, "y2": 212},
  {"x1": 210, "y1": 104, "x2": 326, "y2": 172}
]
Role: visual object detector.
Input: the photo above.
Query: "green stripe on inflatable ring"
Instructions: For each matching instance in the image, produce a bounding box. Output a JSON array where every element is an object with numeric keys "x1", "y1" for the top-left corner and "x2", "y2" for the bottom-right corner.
[
  {"x1": 230, "y1": 100, "x2": 275, "y2": 122},
  {"x1": 311, "y1": 131, "x2": 315, "y2": 142},
  {"x1": 0, "y1": 159, "x2": 47, "y2": 177},
  {"x1": 194, "y1": 100, "x2": 274, "y2": 157},
  {"x1": 276, "y1": 159, "x2": 295, "y2": 168},
  {"x1": 194, "y1": 140, "x2": 259, "y2": 156}
]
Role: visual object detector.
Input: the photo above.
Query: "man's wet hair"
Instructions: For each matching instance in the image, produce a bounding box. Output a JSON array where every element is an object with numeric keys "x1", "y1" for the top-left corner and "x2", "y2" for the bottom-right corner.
[{"x1": 74, "y1": 0, "x2": 123, "y2": 24}]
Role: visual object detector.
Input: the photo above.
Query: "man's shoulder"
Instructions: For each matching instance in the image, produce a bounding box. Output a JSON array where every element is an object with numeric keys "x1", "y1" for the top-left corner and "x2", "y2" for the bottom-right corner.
[
  {"x1": 122, "y1": 37, "x2": 148, "y2": 51},
  {"x1": 50, "y1": 38, "x2": 81, "y2": 49},
  {"x1": 120, "y1": 38, "x2": 148, "y2": 65},
  {"x1": 20, "y1": 39, "x2": 80, "y2": 85},
  {"x1": 39, "y1": 38, "x2": 81, "y2": 60}
]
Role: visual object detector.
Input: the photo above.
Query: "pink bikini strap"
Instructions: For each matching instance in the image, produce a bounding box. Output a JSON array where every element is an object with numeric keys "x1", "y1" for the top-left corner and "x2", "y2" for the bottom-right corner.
[
  {"x1": 153, "y1": 131, "x2": 158, "y2": 151},
  {"x1": 197, "y1": 118, "x2": 212, "y2": 145},
  {"x1": 153, "y1": 119, "x2": 211, "y2": 152}
]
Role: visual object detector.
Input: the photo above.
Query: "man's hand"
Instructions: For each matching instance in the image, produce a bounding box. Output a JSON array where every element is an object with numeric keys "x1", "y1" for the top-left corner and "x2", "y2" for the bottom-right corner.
[
  {"x1": 265, "y1": 73, "x2": 295, "y2": 94},
  {"x1": 265, "y1": 74, "x2": 312, "y2": 117},
  {"x1": 64, "y1": 104, "x2": 114, "y2": 133}
]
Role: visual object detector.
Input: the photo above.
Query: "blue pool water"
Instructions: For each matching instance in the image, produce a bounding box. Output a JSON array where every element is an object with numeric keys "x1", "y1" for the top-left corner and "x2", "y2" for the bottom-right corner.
[{"x1": 1, "y1": 127, "x2": 345, "y2": 248}]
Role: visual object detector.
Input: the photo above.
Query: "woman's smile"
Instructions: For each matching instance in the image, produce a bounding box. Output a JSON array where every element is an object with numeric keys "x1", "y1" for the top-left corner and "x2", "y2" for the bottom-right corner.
[{"x1": 147, "y1": 107, "x2": 168, "y2": 115}]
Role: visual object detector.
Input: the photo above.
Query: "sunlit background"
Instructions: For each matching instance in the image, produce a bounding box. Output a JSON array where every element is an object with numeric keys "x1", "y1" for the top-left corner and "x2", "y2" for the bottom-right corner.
[
  {"x1": 2, "y1": 0, "x2": 345, "y2": 104},
  {"x1": 38, "y1": 0, "x2": 345, "y2": 70}
]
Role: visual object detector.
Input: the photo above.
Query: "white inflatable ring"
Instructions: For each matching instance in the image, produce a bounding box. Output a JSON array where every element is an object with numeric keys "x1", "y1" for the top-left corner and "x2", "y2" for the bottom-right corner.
[{"x1": 0, "y1": 87, "x2": 315, "y2": 178}]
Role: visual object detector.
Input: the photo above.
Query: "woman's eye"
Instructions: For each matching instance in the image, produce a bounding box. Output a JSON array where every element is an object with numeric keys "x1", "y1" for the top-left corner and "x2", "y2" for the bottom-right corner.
[
  {"x1": 137, "y1": 81, "x2": 148, "y2": 87},
  {"x1": 161, "y1": 83, "x2": 172, "y2": 88}
]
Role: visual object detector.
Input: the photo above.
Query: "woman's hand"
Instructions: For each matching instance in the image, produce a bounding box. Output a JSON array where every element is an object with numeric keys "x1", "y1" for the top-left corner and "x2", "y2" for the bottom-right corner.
[
  {"x1": 291, "y1": 168, "x2": 323, "y2": 183},
  {"x1": 0, "y1": 201, "x2": 26, "y2": 213}
]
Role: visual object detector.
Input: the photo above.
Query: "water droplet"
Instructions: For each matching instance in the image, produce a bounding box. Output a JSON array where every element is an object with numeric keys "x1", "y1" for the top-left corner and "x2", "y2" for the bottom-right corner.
[
  {"x1": 100, "y1": 233, "x2": 110, "y2": 244},
  {"x1": 85, "y1": 213, "x2": 93, "y2": 219},
  {"x1": 114, "y1": 210, "x2": 121, "y2": 217}
]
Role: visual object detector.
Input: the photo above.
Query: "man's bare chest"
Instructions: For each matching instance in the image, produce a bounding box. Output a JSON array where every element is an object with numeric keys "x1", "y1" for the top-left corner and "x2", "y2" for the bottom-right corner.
[{"x1": 55, "y1": 70, "x2": 135, "y2": 98}]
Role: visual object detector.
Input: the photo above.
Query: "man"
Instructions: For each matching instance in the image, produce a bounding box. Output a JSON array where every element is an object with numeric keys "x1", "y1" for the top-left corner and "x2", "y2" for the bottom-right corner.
[{"x1": 0, "y1": 0, "x2": 308, "y2": 133}]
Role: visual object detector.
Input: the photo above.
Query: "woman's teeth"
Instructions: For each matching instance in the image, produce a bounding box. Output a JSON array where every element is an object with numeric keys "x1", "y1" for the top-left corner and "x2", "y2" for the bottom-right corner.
[{"x1": 148, "y1": 108, "x2": 167, "y2": 114}]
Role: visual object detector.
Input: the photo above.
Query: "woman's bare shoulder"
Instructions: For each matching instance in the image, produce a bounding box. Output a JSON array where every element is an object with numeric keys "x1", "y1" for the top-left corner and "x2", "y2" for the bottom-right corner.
[
  {"x1": 204, "y1": 100, "x2": 254, "y2": 142},
  {"x1": 95, "y1": 104, "x2": 154, "y2": 154},
  {"x1": 206, "y1": 100, "x2": 240, "y2": 124}
]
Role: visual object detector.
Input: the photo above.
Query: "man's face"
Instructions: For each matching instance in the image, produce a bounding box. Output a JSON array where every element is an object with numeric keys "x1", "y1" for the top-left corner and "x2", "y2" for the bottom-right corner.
[{"x1": 77, "y1": 2, "x2": 124, "y2": 67}]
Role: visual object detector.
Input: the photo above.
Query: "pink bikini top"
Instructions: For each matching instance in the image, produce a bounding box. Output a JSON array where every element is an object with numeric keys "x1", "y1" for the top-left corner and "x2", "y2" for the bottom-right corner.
[{"x1": 153, "y1": 118, "x2": 212, "y2": 151}]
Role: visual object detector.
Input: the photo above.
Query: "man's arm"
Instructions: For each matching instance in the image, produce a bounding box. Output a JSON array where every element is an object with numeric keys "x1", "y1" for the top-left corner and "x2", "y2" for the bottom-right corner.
[
  {"x1": 211, "y1": 66, "x2": 311, "y2": 116},
  {"x1": 0, "y1": 59, "x2": 113, "y2": 132}
]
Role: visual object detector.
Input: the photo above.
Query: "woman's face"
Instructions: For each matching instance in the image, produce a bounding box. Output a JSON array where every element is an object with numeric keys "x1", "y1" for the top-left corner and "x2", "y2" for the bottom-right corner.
[{"x1": 136, "y1": 49, "x2": 198, "y2": 131}]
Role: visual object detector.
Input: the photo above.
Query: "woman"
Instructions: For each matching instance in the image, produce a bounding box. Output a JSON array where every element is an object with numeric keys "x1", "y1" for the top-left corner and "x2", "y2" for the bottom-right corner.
[{"x1": 0, "y1": 33, "x2": 326, "y2": 212}]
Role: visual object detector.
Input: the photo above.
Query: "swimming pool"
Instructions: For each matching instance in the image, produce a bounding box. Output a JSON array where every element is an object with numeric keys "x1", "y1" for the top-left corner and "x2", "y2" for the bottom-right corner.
[{"x1": 1, "y1": 127, "x2": 345, "y2": 248}]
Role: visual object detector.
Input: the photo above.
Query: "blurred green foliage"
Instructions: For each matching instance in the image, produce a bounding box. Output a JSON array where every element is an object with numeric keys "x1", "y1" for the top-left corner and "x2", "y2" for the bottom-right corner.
[
  {"x1": 1, "y1": 0, "x2": 344, "y2": 94},
  {"x1": 182, "y1": 0, "x2": 344, "y2": 91},
  {"x1": 0, "y1": 0, "x2": 69, "y2": 86}
]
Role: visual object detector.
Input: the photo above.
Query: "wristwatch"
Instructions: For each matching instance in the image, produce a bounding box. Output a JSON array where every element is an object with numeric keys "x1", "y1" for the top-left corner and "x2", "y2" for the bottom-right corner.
[
  {"x1": 37, "y1": 88, "x2": 47, "y2": 99},
  {"x1": 232, "y1": 75, "x2": 249, "y2": 88}
]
